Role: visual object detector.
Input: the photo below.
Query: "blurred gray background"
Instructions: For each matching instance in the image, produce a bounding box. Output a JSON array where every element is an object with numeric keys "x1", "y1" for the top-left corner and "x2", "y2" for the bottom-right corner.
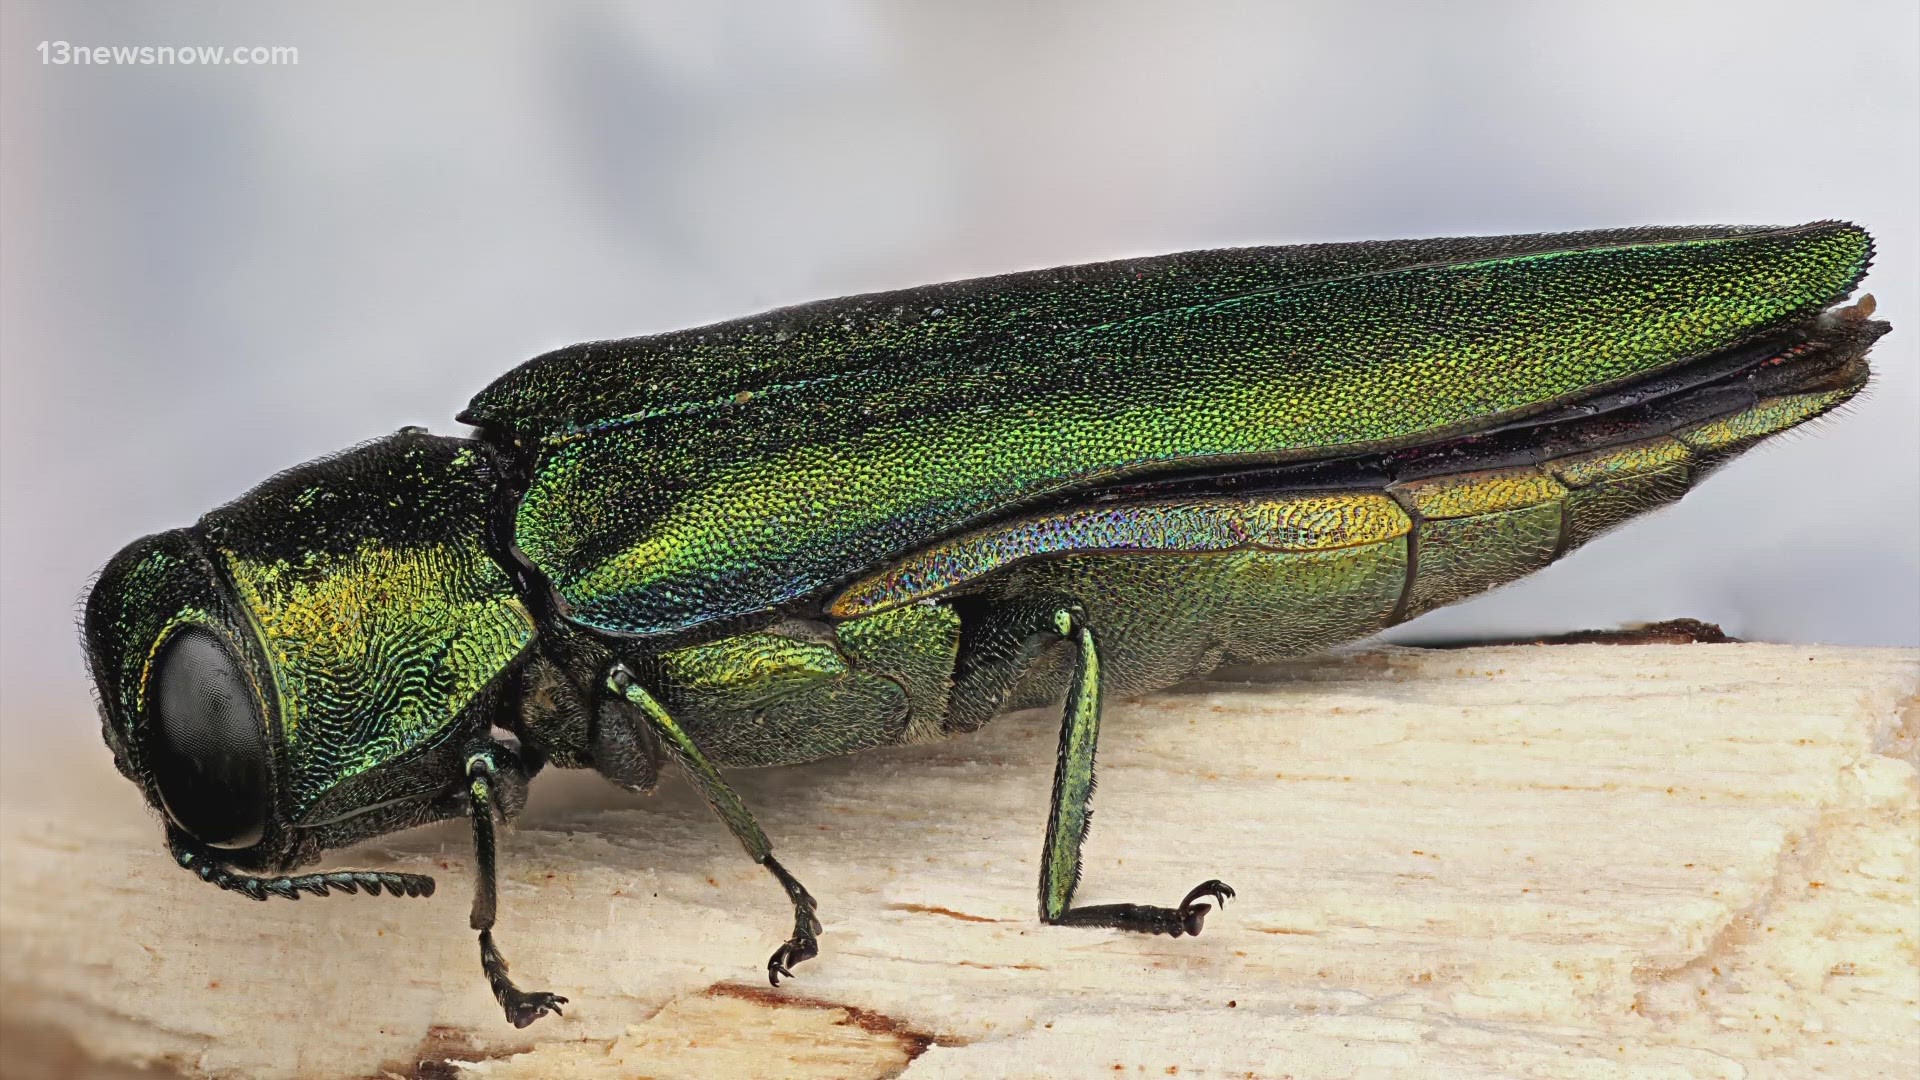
[{"x1": 3, "y1": 1, "x2": 1917, "y2": 791}]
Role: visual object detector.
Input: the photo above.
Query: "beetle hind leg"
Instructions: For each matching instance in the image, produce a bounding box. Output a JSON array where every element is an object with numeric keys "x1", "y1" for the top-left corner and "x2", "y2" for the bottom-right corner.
[{"x1": 955, "y1": 595, "x2": 1236, "y2": 935}]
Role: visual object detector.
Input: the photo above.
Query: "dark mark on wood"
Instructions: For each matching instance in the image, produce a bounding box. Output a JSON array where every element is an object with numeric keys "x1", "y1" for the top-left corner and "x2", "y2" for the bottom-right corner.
[
  {"x1": 888, "y1": 902, "x2": 1002, "y2": 923},
  {"x1": 706, "y1": 982, "x2": 950, "y2": 1060},
  {"x1": 400, "y1": 1023, "x2": 536, "y2": 1079}
]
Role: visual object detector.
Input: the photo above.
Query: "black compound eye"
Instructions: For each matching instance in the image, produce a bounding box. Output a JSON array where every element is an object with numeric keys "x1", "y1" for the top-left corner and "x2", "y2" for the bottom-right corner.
[{"x1": 148, "y1": 627, "x2": 270, "y2": 849}]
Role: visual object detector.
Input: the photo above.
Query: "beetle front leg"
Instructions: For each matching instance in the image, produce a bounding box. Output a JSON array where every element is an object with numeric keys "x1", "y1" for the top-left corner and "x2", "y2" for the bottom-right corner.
[
  {"x1": 606, "y1": 664, "x2": 823, "y2": 985},
  {"x1": 955, "y1": 596, "x2": 1234, "y2": 935},
  {"x1": 465, "y1": 744, "x2": 568, "y2": 1028}
]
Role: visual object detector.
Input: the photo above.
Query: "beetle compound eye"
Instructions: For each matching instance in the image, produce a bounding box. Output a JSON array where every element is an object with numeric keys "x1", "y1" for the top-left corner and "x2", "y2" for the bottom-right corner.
[{"x1": 148, "y1": 627, "x2": 270, "y2": 849}]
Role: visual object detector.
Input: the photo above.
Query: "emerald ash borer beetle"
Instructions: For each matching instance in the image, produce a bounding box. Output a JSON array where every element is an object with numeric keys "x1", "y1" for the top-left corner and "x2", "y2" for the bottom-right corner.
[{"x1": 83, "y1": 223, "x2": 1887, "y2": 1027}]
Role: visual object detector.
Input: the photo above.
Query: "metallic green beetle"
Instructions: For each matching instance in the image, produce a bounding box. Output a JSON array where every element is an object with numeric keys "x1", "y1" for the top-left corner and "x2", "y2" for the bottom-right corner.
[{"x1": 83, "y1": 222, "x2": 1886, "y2": 1027}]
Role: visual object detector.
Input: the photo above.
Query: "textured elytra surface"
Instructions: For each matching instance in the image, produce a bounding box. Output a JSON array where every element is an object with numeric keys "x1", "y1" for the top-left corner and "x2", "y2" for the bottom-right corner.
[
  {"x1": 465, "y1": 225, "x2": 1845, "y2": 439},
  {"x1": 470, "y1": 224, "x2": 1872, "y2": 636}
]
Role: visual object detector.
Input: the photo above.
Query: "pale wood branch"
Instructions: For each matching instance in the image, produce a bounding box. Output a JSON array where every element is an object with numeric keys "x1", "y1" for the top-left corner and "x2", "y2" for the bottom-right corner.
[{"x1": 3, "y1": 642, "x2": 1916, "y2": 1079}]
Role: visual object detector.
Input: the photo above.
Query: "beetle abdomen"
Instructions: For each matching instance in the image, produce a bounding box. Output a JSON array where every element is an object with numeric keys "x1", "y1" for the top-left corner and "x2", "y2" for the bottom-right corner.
[{"x1": 822, "y1": 376, "x2": 1864, "y2": 708}]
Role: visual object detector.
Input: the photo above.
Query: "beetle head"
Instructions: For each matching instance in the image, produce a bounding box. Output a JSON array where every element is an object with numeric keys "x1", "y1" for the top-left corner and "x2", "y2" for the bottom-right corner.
[{"x1": 85, "y1": 527, "x2": 287, "y2": 857}]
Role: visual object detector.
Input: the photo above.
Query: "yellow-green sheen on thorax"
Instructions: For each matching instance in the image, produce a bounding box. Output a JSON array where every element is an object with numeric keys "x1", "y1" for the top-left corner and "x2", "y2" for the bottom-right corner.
[
  {"x1": 198, "y1": 434, "x2": 535, "y2": 821},
  {"x1": 216, "y1": 536, "x2": 533, "y2": 819}
]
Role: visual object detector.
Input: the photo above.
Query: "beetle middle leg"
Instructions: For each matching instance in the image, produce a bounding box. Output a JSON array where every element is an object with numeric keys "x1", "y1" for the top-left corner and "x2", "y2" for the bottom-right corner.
[
  {"x1": 606, "y1": 663, "x2": 824, "y2": 985},
  {"x1": 952, "y1": 594, "x2": 1235, "y2": 935}
]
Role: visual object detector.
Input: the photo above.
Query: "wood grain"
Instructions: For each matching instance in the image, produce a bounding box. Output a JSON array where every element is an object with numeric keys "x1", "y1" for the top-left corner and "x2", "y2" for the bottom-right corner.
[{"x1": 2, "y1": 642, "x2": 1915, "y2": 1079}]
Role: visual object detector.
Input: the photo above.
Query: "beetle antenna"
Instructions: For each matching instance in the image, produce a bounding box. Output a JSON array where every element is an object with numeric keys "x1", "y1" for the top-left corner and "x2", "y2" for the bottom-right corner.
[{"x1": 168, "y1": 831, "x2": 436, "y2": 901}]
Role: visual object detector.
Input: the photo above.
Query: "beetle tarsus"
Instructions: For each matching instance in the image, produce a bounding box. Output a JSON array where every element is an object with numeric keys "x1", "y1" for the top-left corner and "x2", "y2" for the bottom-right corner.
[
  {"x1": 481, "y1": 929, "x2": 568, "y2": 1028},
  {"x1": 1177, "y1": 879, "x2": 1236, "y2": 935},
  {"x1": 767, "y1": 933, "x2": 818, "y2": 986},
  {"x1": 761, "y1": 853, "x2": 821, "y2": 986},
  {"x1": 1181, "y1": 879, "x2": 1235, "y2": 914},
  {"x1": 1048, "y1": 879, "x2": 1236, "y2": 937}
]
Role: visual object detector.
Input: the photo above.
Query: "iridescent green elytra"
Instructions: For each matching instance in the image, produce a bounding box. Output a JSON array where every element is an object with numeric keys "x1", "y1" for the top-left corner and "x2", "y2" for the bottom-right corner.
[{"x1": 82, "y1": 222, "x2": 1887, "y2": 1027}]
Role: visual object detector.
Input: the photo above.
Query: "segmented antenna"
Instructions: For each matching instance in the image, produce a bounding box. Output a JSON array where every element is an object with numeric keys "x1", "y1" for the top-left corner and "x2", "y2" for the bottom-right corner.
[{"x1": 169, "y1": 833, "x2": 436, "y2": 900}]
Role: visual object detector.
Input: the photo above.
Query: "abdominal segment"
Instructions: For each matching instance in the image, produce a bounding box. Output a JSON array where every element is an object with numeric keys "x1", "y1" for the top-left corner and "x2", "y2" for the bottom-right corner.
[{"x1": 829, "y1": 384, "x2": 1855, "y2": 702}]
